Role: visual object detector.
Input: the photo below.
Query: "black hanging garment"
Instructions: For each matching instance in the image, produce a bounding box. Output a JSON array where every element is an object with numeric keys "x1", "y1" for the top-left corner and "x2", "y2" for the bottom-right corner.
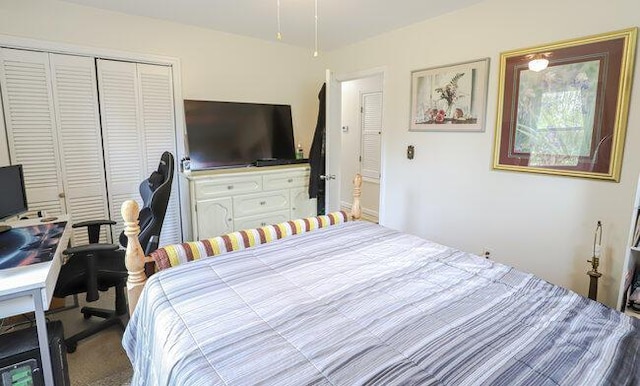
[{"x1": 308, "y1": 83, "x2": 326, "y2": 214}]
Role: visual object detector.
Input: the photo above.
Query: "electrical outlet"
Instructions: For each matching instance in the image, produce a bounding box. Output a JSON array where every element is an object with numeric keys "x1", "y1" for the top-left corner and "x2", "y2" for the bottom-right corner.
[{"x1": 482, "y1": 249, "x2": 491, "y2": 259}]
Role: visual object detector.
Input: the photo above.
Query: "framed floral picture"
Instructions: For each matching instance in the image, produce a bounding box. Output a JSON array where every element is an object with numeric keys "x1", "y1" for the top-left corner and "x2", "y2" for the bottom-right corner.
[
  {"x1": 409, "y1": 58, "x2": 489, "y2": 132},
  {"x1": 493, "y1": 28, "x2": 637, "y2": 181}
]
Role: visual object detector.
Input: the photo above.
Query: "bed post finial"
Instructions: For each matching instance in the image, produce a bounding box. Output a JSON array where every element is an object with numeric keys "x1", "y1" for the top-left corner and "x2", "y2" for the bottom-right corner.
[
  {"x1": 351, "y1": 173, "x2": 362, "y2": 220},
  {"x1": 122, "y1": 200, "x2": 147, "y2": 315}
]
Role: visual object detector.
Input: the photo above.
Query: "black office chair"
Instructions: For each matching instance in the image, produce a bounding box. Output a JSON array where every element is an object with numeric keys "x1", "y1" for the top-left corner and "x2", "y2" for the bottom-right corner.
[{"x1": 54, "y1": 151, "x2": 175, "y2": 353}]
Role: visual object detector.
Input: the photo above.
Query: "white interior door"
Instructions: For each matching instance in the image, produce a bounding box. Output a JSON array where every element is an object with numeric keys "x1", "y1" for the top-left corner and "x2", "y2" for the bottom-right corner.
[
  {"x1": 324, "y1": 69, "x2": 342, "y2": 213},
  {"x1": 360, "y1": 91, "x2": 382, "y2": 182},
  {"x1": 97, "y1": 59, "x2": 146, "y2": 241},
  {"x1": 49, "y1": 53, "x2": 110, "y2": 245},
  {"x1": 0, "y1": 48, "x2": 66, "y2": 217}
]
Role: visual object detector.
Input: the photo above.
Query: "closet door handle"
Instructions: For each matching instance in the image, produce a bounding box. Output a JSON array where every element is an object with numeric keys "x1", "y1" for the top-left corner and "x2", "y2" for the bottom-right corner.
[{"x1": 58, "y1": 192, "x2": 66, "y2": 198}]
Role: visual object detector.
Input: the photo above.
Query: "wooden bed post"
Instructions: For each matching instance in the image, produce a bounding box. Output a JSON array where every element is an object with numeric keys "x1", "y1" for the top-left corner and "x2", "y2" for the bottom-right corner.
[
  {"x1": 351, "y1": 173, "x2": 362, "y2": 220},
  {"x1": 122, "y1": 200, "x2": 147, "y2": 315}
]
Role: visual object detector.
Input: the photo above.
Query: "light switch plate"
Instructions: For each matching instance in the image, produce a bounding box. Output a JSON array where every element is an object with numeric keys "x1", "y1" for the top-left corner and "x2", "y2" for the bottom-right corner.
[{"x1": 407, "y1": 145, "x2": 415, "y2": 160}]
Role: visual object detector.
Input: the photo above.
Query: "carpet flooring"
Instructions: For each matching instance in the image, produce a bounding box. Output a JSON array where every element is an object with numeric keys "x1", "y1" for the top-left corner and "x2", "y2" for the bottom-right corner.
[{"x1": 47, "y1": 291, "x2": 133, "y2": 386}]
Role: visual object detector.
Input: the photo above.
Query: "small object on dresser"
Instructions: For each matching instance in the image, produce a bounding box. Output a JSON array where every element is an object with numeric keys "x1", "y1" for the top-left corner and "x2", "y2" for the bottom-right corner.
[
  {"x1": 180, "y1": 157, "x2": 191, "y2": 172},
  {"x1": 296, "y1": 144, "x2": 304, "y2": 160}
]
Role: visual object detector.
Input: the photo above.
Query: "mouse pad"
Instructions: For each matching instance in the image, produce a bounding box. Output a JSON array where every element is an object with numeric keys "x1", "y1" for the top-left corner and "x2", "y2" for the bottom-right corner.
[{"x1": 0, "y1": 222, "x2": 67, "y2": 270}]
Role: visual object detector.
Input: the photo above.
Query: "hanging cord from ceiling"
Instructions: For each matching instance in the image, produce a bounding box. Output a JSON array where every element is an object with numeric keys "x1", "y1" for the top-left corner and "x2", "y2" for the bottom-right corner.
[
  {"x1": 313, "y1": 0, "x2": 319, "y2": 57},
  {"x1": 276, "y1": 0, "x2": 282, "y2": 41}
]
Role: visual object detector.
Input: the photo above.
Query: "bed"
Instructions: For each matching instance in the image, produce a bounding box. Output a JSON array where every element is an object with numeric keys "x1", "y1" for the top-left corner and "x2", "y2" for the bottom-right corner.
[{"x1": 119, "y1": 178, "x2": 640, "y2": 385}]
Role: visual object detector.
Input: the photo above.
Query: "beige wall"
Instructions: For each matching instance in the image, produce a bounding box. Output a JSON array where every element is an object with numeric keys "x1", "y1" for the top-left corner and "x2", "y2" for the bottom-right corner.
[
  {"x1": 0, "y1": 0, "x2": 324, "y2": 159},
  {"x1": 2, "y1": 0, "x2": 640, "y2": 307},
  {"x1": 341, "y1": 75, "x2": 383, "y2": 219},
  {"x1": 326, "y1": 0, "x2": 640, "y2": 307}
]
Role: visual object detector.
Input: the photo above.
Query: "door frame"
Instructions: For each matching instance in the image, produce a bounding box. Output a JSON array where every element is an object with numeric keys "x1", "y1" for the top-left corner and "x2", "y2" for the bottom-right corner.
[
  {"x1": 0, "y1": 34, "x2": 188, "y2": 240},
  {"x1": 327, "y1": 66, "x2": 388, "y2": 224}
]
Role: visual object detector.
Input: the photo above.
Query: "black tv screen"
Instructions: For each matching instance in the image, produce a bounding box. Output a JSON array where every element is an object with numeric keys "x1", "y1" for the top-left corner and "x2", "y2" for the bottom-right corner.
[
  {"x1": 184, "y1": 100, "x2": 296, "y2": 170},
  {"x1": 0, "y1": 165, "x2": 28, "y2": 219}
]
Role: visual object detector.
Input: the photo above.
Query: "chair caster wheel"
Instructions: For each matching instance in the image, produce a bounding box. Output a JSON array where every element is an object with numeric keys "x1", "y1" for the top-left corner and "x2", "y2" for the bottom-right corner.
[
  {"x1": 83, "y1": 312, "x2": 91, "y2": 319},
  {"x1": 66, "y1": 343, "x2": 77, "y2": 353}
]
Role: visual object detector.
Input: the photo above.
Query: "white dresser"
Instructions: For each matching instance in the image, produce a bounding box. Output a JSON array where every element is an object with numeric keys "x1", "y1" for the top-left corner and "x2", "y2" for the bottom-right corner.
[{"x1": 183, "y1": 164, "x2": 317, "y2": 240}]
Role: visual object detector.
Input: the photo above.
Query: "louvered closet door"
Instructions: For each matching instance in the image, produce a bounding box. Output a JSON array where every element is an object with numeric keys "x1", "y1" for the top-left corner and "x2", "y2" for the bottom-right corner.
[
  {"x1": 361, "y1": 92, "x2": 382, "y2": 182},
  {"x1": 0, "y1": 48, "x2": 66, "y2": 217},
  {"x1": 49, "y1": 54, "x2": 110, "y2": 245},
  {"x1": 97, "y1": 59, "x2": 146, "y2": 241},
  {"x1": 137, "y1": 64, "x2": 181, "y2": 246}
]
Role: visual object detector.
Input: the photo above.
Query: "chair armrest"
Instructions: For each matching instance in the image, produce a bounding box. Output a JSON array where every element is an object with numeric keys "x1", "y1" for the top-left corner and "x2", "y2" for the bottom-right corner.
[
  {"x1": 63, "y1": 243, "x2": 119, "y2": 256},
  {"x1": 72, "y1": 220, "x2": 117, "y2": 228},
  {"x1": 72, "y1": 220, "x2": 117, "y2": 244}
]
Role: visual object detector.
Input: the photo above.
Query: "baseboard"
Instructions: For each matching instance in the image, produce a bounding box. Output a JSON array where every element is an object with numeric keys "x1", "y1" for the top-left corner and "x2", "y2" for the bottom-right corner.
[{"x1": 341, "y1": 201, "x2": 378, "y2": 222}]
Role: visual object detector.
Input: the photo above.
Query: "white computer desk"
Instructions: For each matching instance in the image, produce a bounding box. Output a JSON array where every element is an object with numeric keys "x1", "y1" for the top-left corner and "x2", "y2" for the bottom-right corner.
[{"x1": 0, "y1": 216, "x2": 72, "y2": 386}]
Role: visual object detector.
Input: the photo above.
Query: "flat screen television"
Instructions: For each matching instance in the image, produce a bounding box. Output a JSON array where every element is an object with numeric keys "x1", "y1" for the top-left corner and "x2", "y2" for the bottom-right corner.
[{"x1": 184, "y1": 100, "x2": 296, "y2": 170}]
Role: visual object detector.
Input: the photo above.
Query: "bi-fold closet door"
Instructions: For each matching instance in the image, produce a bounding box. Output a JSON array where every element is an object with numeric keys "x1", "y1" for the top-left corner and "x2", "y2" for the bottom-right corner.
[
  {"x1": 0, "y1": 48, "x2": 182, "y2": 247},
  {"x1": 0, "y1": 48, "x2": 109, "y2": 245},
  {"x1": 96, "y1": 59, "x2": 181, "y2": 246}
]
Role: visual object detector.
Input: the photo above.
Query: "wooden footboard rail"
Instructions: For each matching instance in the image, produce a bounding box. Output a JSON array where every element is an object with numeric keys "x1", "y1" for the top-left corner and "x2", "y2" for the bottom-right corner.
[{"x1": 122, "y1": 173, "x2": 363, "y2": 315}]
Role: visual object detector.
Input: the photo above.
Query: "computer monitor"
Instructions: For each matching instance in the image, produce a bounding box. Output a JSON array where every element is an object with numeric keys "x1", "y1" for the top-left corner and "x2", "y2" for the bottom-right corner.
[{"x1": 0, "y1": 165, "x2": 28, "y2": 233}]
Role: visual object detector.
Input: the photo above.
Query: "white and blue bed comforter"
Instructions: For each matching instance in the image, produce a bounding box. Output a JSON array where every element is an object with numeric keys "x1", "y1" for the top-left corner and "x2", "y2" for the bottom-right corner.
[{"x1": 123, "y1": 221, "x2": 640, "y2": 385}]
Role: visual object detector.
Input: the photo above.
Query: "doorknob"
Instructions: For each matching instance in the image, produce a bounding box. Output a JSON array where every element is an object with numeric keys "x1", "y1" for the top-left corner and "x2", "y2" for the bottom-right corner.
[{"x1": 319, "y1": 174, "x2": 336, "y2": 181}]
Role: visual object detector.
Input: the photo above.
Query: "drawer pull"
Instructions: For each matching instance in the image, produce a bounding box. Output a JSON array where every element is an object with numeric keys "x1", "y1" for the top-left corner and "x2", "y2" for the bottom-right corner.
[
  {"x1": 227, "y1": 185, "x2": 234, "y2": 190},
  {"x1": 287, "y1": 179, "x2": 293, "y2": 183},
  {"x1": 261, "y1": 222, "x2": 267, "y2": 226},
  {"x1": 259, "y1": 201, "x2": 266, "y2": 205}
]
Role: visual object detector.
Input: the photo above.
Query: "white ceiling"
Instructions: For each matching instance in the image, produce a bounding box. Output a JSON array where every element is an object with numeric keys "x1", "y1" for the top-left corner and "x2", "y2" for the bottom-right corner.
[{"x1": 61, "y1": 0, "x2": 484, "y2": 51}]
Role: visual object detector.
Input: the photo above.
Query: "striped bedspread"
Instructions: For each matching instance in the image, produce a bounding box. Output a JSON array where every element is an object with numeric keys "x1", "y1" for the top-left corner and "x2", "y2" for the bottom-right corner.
[{"x1": 123, "y1": 221, "x2": 640, "y2": 385}]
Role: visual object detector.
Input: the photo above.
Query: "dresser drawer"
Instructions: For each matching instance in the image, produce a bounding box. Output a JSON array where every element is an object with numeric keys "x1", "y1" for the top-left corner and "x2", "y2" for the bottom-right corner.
[
  {"x1": 234, "y1": 211, "x2": 290, "y2": 231},
  {"x1": 233, "y1": 190, "x2": 289, "y2": 217},
  {"x1": 194, "y1": 175, "x2": 262, "y2": 200},
  {"x1": 290, "y1": 187, "x2": 317, "y2": 219},
  {"x1": 195, "y1": 198, "x2": 233, "y2": 239},
  {"x1": 263, "y1": 170, "x2": 309, "y2": 191}
]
